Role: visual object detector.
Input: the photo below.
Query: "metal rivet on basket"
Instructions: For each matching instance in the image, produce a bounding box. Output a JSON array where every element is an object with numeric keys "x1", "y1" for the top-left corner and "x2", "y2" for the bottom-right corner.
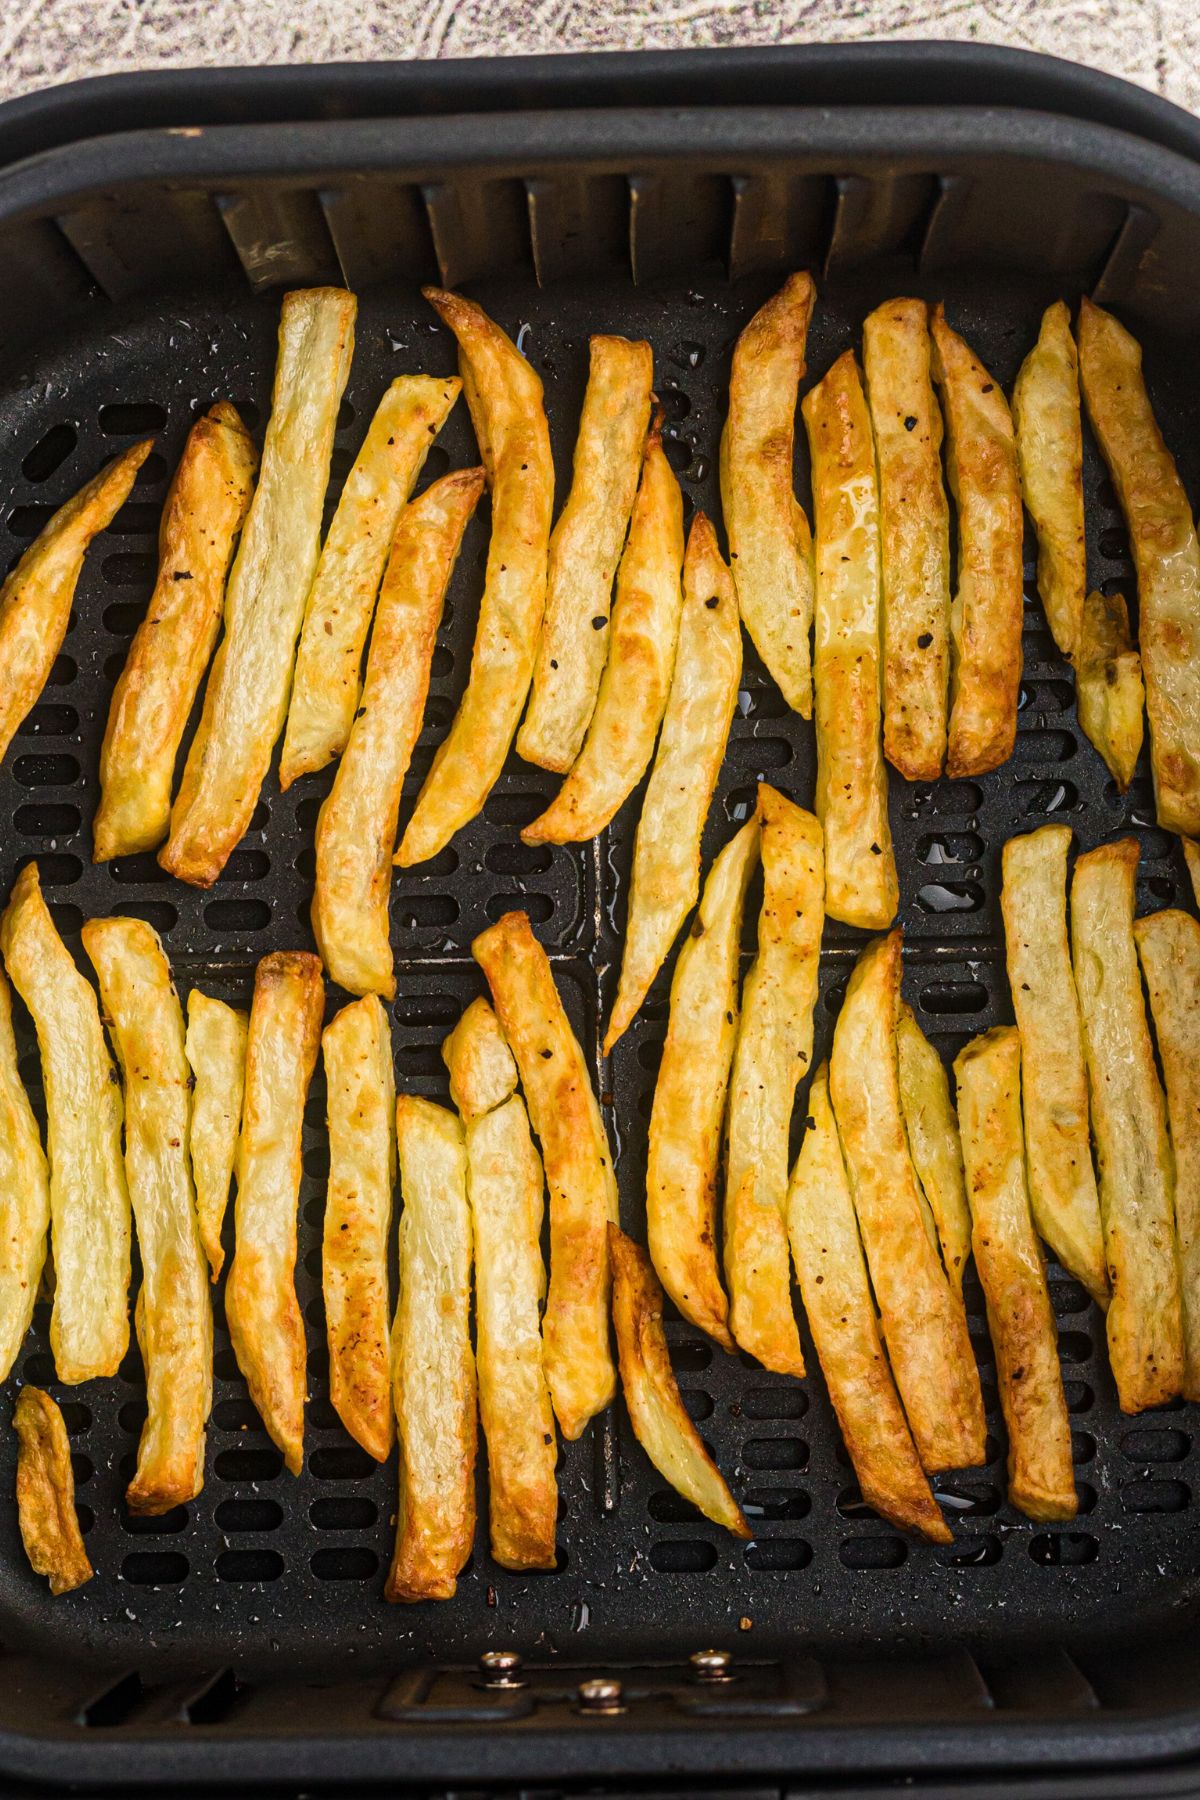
[
  {"x1": 576, "y1": 1676, "x2": 625, "y2": 1715},
  {"x1": 478, "y1": 1649, "x2": 527, "y2": 1690},
  {"x1": 689, "y1": 1648, "x2": 734, "y2": 1683}
]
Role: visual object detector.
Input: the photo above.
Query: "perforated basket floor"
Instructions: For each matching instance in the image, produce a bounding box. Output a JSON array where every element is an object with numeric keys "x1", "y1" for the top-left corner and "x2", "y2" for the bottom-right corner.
[{"x1": 0, "y1": 261, "x2": 1197, "y2": 1682}]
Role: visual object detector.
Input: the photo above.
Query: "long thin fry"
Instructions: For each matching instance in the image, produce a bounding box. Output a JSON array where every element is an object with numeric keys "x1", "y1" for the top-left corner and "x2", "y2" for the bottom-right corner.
[
  {"x1": 0, "y1": 971, "x2": 48, "y2": 1383},
  {"x1": 13, "y1": 1387, "x2": 92, "y2": 1595},
  {"x1": 1076, "y1": 589, "x2": 1144, "y2": 792},
  {"x1": 184, "y1": 990, "x2": 247, "y2": 1282},
  {"x1": 1012, "y1": 300, "x2": 1086, "y2": 661},
  {"x1": 896, "y1": 1003, "x2": 971, "y2": 1298}
]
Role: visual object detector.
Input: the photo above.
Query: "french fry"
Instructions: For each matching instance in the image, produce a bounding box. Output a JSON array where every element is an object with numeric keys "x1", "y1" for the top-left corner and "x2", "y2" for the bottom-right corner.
[
  {"x1": 930, "y1": 305, "x2": 1024, "y2": 778},
  {"x1": 184, "y1": 990, "x2": 247, "y2": 1282},
  {"x1": 312, "y1": 467, "x2": 484, "y2": 997},
  {"x1": 13, "y1": 1387, "x2": 92, "y2": 1595},
  {"x1": 801, "y1": 350, "x2": 898, "y2": 930},
  {"x1": 473, "y1": 910, "x2": 618, "y2": 1440},
  {"x1": 1012, "y1": 301, "x2": 1086, "y2": 661},
  {"x1": 0, "y1": 863, "x2": 129, "y2": 1383},
  {"x1": 896, "y1": 1003, "x2": 972, "y2": 1298},
  {"x1": 1075, "y1": 589, "x2": 1145, "y2": 792},
  {"x1": 442, "y1": 995, "x2": 518, "y2": 1121},
  {"x1": 0, "y1": 439, "x2": 152, "y2": 769},
  {"x1": 82, "y1": 917, "x2": 213, "y2": 1514},
  {"x1": 94, "y1": 405, "x2": 257, "y2": 860},
  {"x1": 609, "y1": 1224, "x2": 749, "y2": 1537},
  {"x1": 0, "y1": 971, "x2": 49, "y2": 1383},
  {"x1": 647, "y1": 818, "x2": 759, "y2": 1350},
  {"x1": 603, "y1": 512, "x2": 741, "y2": 1051},
  {"x1": 321, "y1": 995, "x2": 396, "y2": 1463},
  {"x1": 1000, "y1": 826, "x2": 1108, "y2": 1305},
  {"x1": 724, "y1": 787, "x2": 822, "y2": 1375},
  {"x1": 1134, "y1": 908, "x2": 1200, "y2": 1399},
  {"x1": 518, "y1": 334, "x2": 654, "y2": 772},
  {"x1": 225, "y1": 952, "x2": 324, "y2": 1473},
  {"x1": 396, "y1": 289, "x2": 554, "y2": 865},
  {"x1": 161, "y1": 287, "x2": 356, "y2": 887},
  {"x1": 862, "y1": 297, "x2": 951, "y2": 780},
  {"x1": 1185, "y1": 838, "x2": 1200, "y2": 909},
  {"x1": 829, "y1": 931, "x2": 985, "y2": 1471},
  {"x1": 787, "y1": 1065, "x2": 950, "y2": 1542},
  {"x1": 522, "y1": 412, "x2": 685, "y2": 843},
  {"x1": 1071, "y1": 839, "x2": 1182, "y2": 1409},
  {"x1": 388, "y1": 1095, "x2": 476, "y2": 1602}
]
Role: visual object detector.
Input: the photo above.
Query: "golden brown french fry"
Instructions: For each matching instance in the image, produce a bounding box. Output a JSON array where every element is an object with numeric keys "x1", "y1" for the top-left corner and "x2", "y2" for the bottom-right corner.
[
  {"x1": 787, "y1": 1065, "x2": 950, "y2": 1543},
  {"x1": 94, "y1": 405, "x2": 257, "y2": 860},
  {"x1": 1000, "y1": 826, "x2": 1108, "y2": 1305},
  {"x1": 1187, "y1": 839, "x2": 1200, "y2": 909},
  {"x1": 184, "y1": 990, "x2": 247, "y2": 1282},
  {"x1": 13, "y1": 1387, "x2": 92, "y2": 1595},
  {"x1": 396, "y1": 289, "x2": 554, "y2": 864},
  {"x1": 82, "y1": 917, "x2": 213, "y2": 1514},
  {"x1": 603, "y1": 512, "x2": 741, "y2": 1051},
  {"x1": 0, "y1": 864, "x2": 129, "y2": 1383},
  {"x1": 518, "y1": 335, "x2": 653, "y2": 772},
  {"x1": 322, "y1": 995, "x2": 396, "y2": 1462},
  {"x1": 161, "y1": 288, "x2": 356, "y2": 887},
  {"x1": 522, "y1": 413, "x2": 685, "y2": 843},
  {"x1": 225, "y1": 952, "x2": 324, "y2": 1473},
  {"x1": 473, "y1": 910, "x2": 618, "y2": 1439},
  {"x1": 646, "y1": 818, "x2": 759, "y2": 1351},
  {"x1": 954, "y1": 1028, "x2": 1076, "y2": 1521},
  {"x1": 829, "y1": 931, "x2": 985, "y2": 1472},
  {"x1": 441, "y1": 995, "x2": 517, "y2": 1121},
  {"x1": 1071, "y1": 839, "x2": 1182, "y2": 1409},
  {"x1": 0, "y1": 439, "x2": 152, "y2": 770},
  {"x1": 388, "y1": 1095, "x2": 476, "y2": 1602},
  {"x1": 1075, "y1": 589, "x2": 1145, "y2": 792},
  {"x1": 311, "y1": 467, "x2": 484, "y2": 998},
  {"x1": 801, "y1": 350, "x2": 898, "y2": 931},
  {"x1": 930, "y1": 306, "x2": 1024, "y2": 779},
  {"x1": 609, "y1": 1224, "x2": 749, "y2": 1537},
  {"x1": 1012, "y1": 301, "x2": 1086, "y2": 661},
  {"x1": 724, "y1": 787, "x2": 822, "y2": 1375},
  {"x1": 862, "y1": 297, "x2": 951, "y2": 780},
  {"x1": 896, "y1": 1003, "x2": 971, "y2": 1298},
  {"x1": 1134, "y1": 908, "x2": 1200, "y2": 1400},
  {"x1": 0, "y1": 971, "x2": 49, "y2": 1383}
]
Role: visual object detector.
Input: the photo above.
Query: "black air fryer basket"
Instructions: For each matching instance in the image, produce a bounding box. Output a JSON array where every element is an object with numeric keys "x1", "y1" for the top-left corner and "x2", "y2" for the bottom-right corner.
[{"x1": 1, "y1": 42, "x2": 1200, "y2": 1798}]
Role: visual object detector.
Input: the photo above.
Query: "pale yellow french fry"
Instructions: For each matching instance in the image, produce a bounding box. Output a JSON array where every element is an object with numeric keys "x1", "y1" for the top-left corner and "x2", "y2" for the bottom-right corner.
[
  {"x1": 647, "y1": 818, "x2": 759, "y2": 1351},
  {"x1": 896, "y1": 1003, "x2": 971, "y2": 1298},
  {"x1": 1076, "y1": 589, "x2": 1144, "y2": 793},
  {"x1": 720, "y1": 272, "x2": 816, "y2": 718},
  {"x1": 1185, "y1": 839, "x2": 1200, "y2": 909},
  {"x1": 862, "y1": 297, "x2": 951, "y2": 780},
  {"x1": 312, "y1": 467, "x2": 484, "y2": 998},
  {"x1": 603, "y1": 512, "x2": 741, "y2": 1051},
  {"x1": 13, "y1": 1387, "x2": 92, "y2": 1595},
  {"x1": 930, "y1": 306, "x2": 1024, "y2": 779},
  {"x1": 184, "y1": 991, "x2": 247, "y2": 1283},
  {"x1": 0, "y1": 864, "x2": 129, "y2": 1383},
  {"x1": 94, "y1": 405, "x2": 257, "y2": 859},
  {"x1": 0, "y1": 971, "x2": 48, "y2": 1383},
  {"x1": 82, "y1": 917, "x2": 213, "y2": 1515},
  {"x1": 1012, "y1": 301, "x2": 1086, "y2": 661},
  {"x1": 441, "y1": 996, "x2": 517, "y2": 1121},
  {"x1": 396, "y1": 290, "x2": 554, "y2": 864},
  {"x1": 1071, "y1": 839, "x2": 1182, "y2": 1410},
  {"x1": 225, "y1": 952, "x2": 324, "y2": 1474},
  {"x1": 161, "y1": 287, "x2": 356, "y2": 887}
]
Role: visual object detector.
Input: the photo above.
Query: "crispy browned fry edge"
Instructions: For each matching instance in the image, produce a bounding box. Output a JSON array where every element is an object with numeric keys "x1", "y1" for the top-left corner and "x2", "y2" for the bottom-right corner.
[
  {"x1": 930, "y1": 305, "x2": 1024, "y2": 779},
  {"x1": 0, "y1": 969, "x2": 49, "y2": 1383},
  {"x1": 1076, "y1": 589, "x2": 1145, "y2": 793},
  {"x1": 896, "y1": 1002, "x2": 972, "y2": 1298},
  {"x1": 311, "y1": 467, "x2": 484, "y2": 998},
  {"x1": 1071, "y1": 839, "x2": 1183, "y2": 1410},
  {"x1": 787, "y1": 1064, "x2": 950, "y2": 1542},
  {"x1": 225, "y1": 952, "x2": 324, "y2": 1474},
  {"x1": 442, "y1": 995, "x2": 518, "y2": 1121},
  {"x1": 94, "y1": 405, "x2": 257, "y2": 860},
  {"x1": 862, "y1": 297, "x2": 951, "y2": 780},
  {"x1": 609, "y1": 1224, "x2": 749, "y2": 1537},
  {"x1": 185, "y1": 990, "x2": 247, "y2": 1282},
  {"x1": 1011, "y1": 301, "x2": 1086, "y2": 662},
  {"x1": 473, "y1": 910, "x2": 618, "y2": 1439},
  {"x1": 954, "y1": 1028, "x2": 1077, "y2": 1521},
  {"x1": 13, "y1": 1387, "x2": 93, "y2": 1595}
]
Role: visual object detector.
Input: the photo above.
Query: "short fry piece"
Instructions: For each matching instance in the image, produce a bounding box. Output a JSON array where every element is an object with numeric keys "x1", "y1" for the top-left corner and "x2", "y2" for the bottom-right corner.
[
  {"x1": 473, "y1": 911, "x2": 618, "y2": 1440},
  {"x1": 397, "y1": 290, "x2": 554, "y2": 864},
  {"x1": 1075, "y1": 589, "x2": 1144, "y2": 793},
  {"x1": 388, "y1": 1095, "x2": 476, "y2": 1602},
  {"x1": 604, "y1": 512, "x2": 741, "y2": 1050},
  {"x1": 94, "y1": 405, "x2": 257, "y2": 859},
  {"x1": 930, "y1": 306, "x2": 1024, "y2": 778},
  {"x1": 0, "y1": 971, "x2": 48, "y2": 1383},
  {"x1": 13, "y1": 1388, "x2": 92, "y2": 1595},
  {"x1": 322, "y1": 996, "x2": 396, "y2": 1462},
  {"x1": 0, "y1": 864, "x2": 130, "y2": 1383},
  {"x1": 609, "y1": 1224, "x2": 749, "y2": 1538},
  {"x1": 313, "y1": 467, "x2": 484, "y2": 997},
  {"x1": 863, "y1": 297, "x2": 951, "y2": 779},
  {"x1": 225, "y1": 952, "x2": 324, "y2": 1473},
  {"x1": 82, "y1": 917, "x2": 212, "y2": 1514},
  {"x1": 787, "y1": 1066, "x2": 950, "y2": 1543},
  {"x1": 1071, "y1": 839, "x2": 1182, "y2": 1410},
  {"x1": 1012, "y1": 301, "x2": 1086, "y2": 660},
  {"x1": 954, "y1": 1028, "x2": 1076, "y2": 1521},
  {"x1": 442, "y1": 995, "x2": 517, "y2": 1121},
  {"x1": 896, "y1": 1004, "x2": 971, "y2": 1297},
  {"x1": 185, "y1": 991, "x2": 247, "y2": 1282}
]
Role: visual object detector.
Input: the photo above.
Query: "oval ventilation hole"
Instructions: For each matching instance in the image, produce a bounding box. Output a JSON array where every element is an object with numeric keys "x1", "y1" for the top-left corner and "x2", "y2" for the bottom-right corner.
[
  {"x1": 309, "y1": 1444, "x2": 375, "y2": 1481},
  {"x1": 302, "y1": 1145, "x2": 329, "y2": 1183},
  {"x1": 648, "y1": 1539, "x2": 718, "y2": 1574},
  {"x1": 214, "y1": 1446, "x2": 283, "y2": 1482},
  {"x1": 118, "y1": 900, "x2": 179, "y2": 934},
  {"x1": 18, "y1": 704, "x2": 78, "y2": 739},
  {"x1": 839, "y1": 1536, "x2": 906, "y2": 1570},
  {"x1": 1017, "y1": 779, "x2": 1079, "y2": 816},
  {"x1": 918, "y1": 980, "x2": 988, "y2": 1016},
  {"x1": 1013, "y1": 729, "x2": 1075, "y2": 765},
  {"x1": 101, "y1": 551, "x2": 157, "y2": 588},
  {"x1": 75, "y1": 1504, "x2": 95, "y2": 1535},
  {"x1": 415, "y1": 444, "x2": 452, "y2": 488},
  {"x1": 666, "y1": 1338, "x2": 712, "y2": 1373},
  {"x1": 742, "y1": 1437, "x2": 807, "y2": 1472},
  {"x1": 216, "y1": 848, "x2": 271, "y2": 883},
  {"x1": 294, "y1": 795, "x2": 324, "y2": 831},
  {"x1": 485, "y1": 841, "x2": 553, "y2": 877},
  {"x1": 28, "y1": 852, "x2": 82, "y2": 887},
  {"x1": 100, "y1": 402, "x2": 169, "y2": 435},
  {"x1": 744, "y1": 1538, "x2": 811, "y2": 1572},
  {"x1": 924, "y1": 780, "x2": 984, "y2": 817},
  {"x1": 935, "y1": 1536, "x2": 1002, "y2": 1568},
  {"x1": 13, "y1": 753, "x2": 81, "y2": 787},
  {"x1": 1098, "y1": 526, "x2": 1130, "y2": 559},
  {"x1": 483, "y1": 892, "x2": 552, "y2": 926},
  {"x1": 420, "y1": 694, "x2": 455, "y2": 733},
  {"x1": 14, "y1": 802, "x2": 81, "y2": 837},
  {"x1": 216, "y1": 1549, "x2": 284, "y2": 1583},
  {"x1": 636, "y1": 1037, "x2": 664, "y2": 1074},
  {"x1": 933, "y1": 1482, "x2": 1002, "y2": 1518},
  {"x1": 394, "y1": 894, "x2": 459, "y2": 929},
  {"x1": 648, "y1": 1489, "x2": 704, "y2": 1524},
  {"x1": 122, "y1": 1551, "x2": 189, "y2": 1585},
  {"x1": 212, "y1": 1347, "x2": 243, "y2": 1383},
  {"x1": 392, "y1": 991, "x2": 459, "y2": 1028},
  {"x1": 1062, "y1": 1380, "x2": 1095, "y2": 1415},
  {"x1": 306, "y1": 1397, "x2": 343, "y2": 1432},
  {"x1": 1122, "y1": 1478, "x2": 1189, "y2": 1513},
  {"x1": 742, "y1": 1488, "x2": 810, "y2": 1521},
  {"x1": 1057, "y1": 1331, "x2": 1092, "y2": 1363},
  {"x1": 335, "y1": 397, "x2": 355, "y2": 433},
  {"x1": 735, "y1": 682, "x2": 788, "y2": 721},
  {"x1": 1019, "y1": 679, "x2": 1074, "y2": 715},
  {"x1": 917, "y1": 832, "x2": 983, "y2": 866},
  {"x1": 108, "y1": 852, "x2": 171, "y2": 885},
  {"x1": 311, "y1": 1547, "x2": 379, "y2": 1582},
  {"x1": 57, "y1": 1401, "x2": 91, "y2": 1435},
  {"x1": 1072, "y1": 1432, "x2": 1096, "y2": 1465},
  {"x1": 203, "y1": 898, "x2": 272, "y2": 932},
  {"x1": 679, "y1": 1389, "x2": 713, "y2": 1423},
  {"x1": 22, "y1": 421, "x2": 78, "y2": 482},
  {"x1": 70, "y1": 1452, "x2": 94, "y2": 1488},
  {"x1": 117, "y1": 1400, "x2": 148, "y2": 1435},
  {"x1": 916, "y1": 882, "x2": 984, "y2": 915},
  {"x1": 482, "y1": 792, "x2": 544, "y2": 828},
  {"x1": 213, "y1": 1397, "x2": 267, "y2": 1433},
  {"x1": 430, "y1": 644, "x2": 454, "y2": 681},
  {"x1": 1048, "y1": 1280, "x2": 1089, "y2": 1316},
  {"x1": 328, "y1": 445, "x2": 355, "y2": 485},
  {"x1": 215, "y1": 1498, "x2": 283, "y2": 1533},
  {"x1": 21, "y1": 1352, "x2": 56, "y2": 1385},
  {"x1": 741, "y1": 1387, "x2": 807, "y2": 1422},
  {"x1": 1121, "y1": 1427, "x2": 1189, "y2": 1463},
  {"x1": 47, "y1": 902, "x2": 83, "y2": 936},
  {"x1": 658, "y1": 382, "x2": 691, "y2": 423},
  {"x1": 394, "y1": 1043, "x2": 447, "y2": 1079},
  {"x1": 741, "y1": 737, "x2": 793, "y2": 772},
  {"x1": 1029, "y1": 1532, "x2": 1097, "y2": 1566},
  {"x1": 8, "y1": 503, "x2": 58, "y2": 539},
  {"x1": 724, "y1": 785, "x2": 757, "y2": 825},
  {"x1": 1129, "y1": 825, "x2": 1174, "y2": 862},
  {"x1": 1022, "y1": 629, "x2": 1067, "y2": 669},
  {"x1": 107, "y1": 503, "x2": 164, "y2": 539},
  {"x1": 135, "y1": 450, "x2": 168, "y2": 486},
  {"x1": 304, "y1": 1294, "x2": 326, "y2": 1328},
  {"x1": 122, "y1": 1506, "x2": 188, "y2": 1536},
  {"x1": 46, "y1": 653, "x2": 76, "y2": 686},
  {"x1": 310, "y1": 1497, "x2": 379, "y2": 1531}
]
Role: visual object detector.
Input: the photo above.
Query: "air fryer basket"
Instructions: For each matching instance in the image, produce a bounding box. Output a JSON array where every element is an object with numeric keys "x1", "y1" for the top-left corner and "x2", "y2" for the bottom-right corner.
[{"x1": 1, "y1": 46, "x2": 1200, "y2": 1795}]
